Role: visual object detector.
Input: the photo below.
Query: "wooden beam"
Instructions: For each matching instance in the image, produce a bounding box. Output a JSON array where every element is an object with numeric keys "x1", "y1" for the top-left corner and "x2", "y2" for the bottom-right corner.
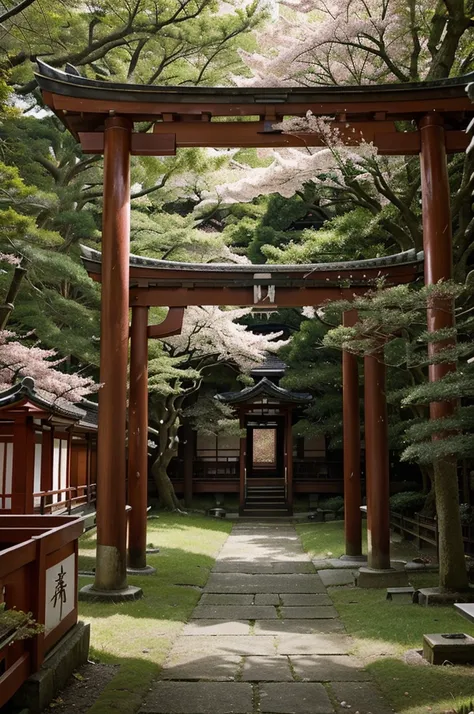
[
  {"x1": 79, "y1": 132, "x2": 176, "y2": 156},
  {"x1": 49, "y1": 92, "x2": 473, "y2": 121},
  {"x1": 375, "y1": 129, "x2": 469, "y2": 155},
  {"x1": 147, "y1": 307, "x2": 185, "y2": 338},
  {"x1": 130, "y1": 285, "x2": 370, "y2": 308}
]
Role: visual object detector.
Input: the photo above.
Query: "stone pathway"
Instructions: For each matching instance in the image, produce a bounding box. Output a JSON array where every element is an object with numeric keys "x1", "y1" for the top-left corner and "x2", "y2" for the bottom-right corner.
[{"x1": 139, "y1": 523, "x2": 395, "y2": 714}]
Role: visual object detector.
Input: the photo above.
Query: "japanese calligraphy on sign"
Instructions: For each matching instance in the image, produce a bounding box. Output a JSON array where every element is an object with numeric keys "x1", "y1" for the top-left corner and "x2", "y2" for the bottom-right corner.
[{"x1": 45, "y1": 553, "x2": 75, "y2": 634}]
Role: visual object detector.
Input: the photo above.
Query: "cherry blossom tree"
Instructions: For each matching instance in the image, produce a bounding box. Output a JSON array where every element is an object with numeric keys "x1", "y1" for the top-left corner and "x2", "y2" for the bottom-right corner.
[
  {"x1": 147, "y1": 305, "x2": 287, "y2": 510},
  {"x1": 237, "y1": 0, "x2": 474, "y2": 87},
  {"x1": 0, "y1": 329, "x2": 98, "y2": 403}
]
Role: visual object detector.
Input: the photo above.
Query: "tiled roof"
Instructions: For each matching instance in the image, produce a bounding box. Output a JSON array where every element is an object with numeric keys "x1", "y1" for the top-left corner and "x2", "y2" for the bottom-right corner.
[
  {"x1": 81, "y1": 244, "x2": 423, "y2": 274},
  {"x1": 0, "y1": 377, "x2": 86, "y2": 420},
  {"x1": 216, "y1": 377, "x2": 311, "y2": 405}
]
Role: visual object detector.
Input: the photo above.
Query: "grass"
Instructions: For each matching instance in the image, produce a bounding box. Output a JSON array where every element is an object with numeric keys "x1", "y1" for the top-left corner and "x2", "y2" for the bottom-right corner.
[
  {"x1": 297, "y1": 521, "x2": 474, "y2": 714},
  {"x1": 77, "y1": 513, "x2": 232, "y2": 714}
]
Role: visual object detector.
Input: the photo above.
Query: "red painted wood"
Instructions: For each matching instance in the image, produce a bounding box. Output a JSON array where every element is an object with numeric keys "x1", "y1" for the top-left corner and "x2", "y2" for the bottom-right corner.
[
  {"x1": 94, "y1": 116, "x2": 131, "y2": 592},
  {"x1": 127, "y1": 305, "x2": 149, "y2": 570},
  {"x1": 420, "y1": 114, "x2": 456, "y2": 420},
  {"x1": 364, "y1": 352, "x2": 390, "y2": 570},
  {"x1": 342, "y1": 310, "x2": 362, "y2": 557}
]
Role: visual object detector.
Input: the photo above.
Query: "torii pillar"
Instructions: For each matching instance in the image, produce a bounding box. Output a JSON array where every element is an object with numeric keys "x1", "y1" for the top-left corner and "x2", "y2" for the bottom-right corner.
[
  {"x1": 127, "y1": 307, "x2": 185, "y2": 573},
  {"x1": 80, "y1": 117, "x2": 142, "y2": 602},
  {"x1": 341, "y1": 310, "x2": 364, "y2": 561},
  {"x1": 419, "y1": 113, "x2": 467, "y2": 590},
  {"x1": 357, "y1": 348, "x2": 408, "y2": 587}
]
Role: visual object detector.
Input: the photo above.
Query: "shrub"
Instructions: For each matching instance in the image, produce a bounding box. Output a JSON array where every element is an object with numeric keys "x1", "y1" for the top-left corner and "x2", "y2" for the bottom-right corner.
[
  {"x1": 389, "y1": 491, "x2": 426, "y2": 516},
  {"x1": 319, "y1": 496, "x2": 344, "y2": 513}
]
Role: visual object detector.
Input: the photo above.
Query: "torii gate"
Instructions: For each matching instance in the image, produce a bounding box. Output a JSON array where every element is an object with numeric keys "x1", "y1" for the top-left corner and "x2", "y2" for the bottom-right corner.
[{"x1": 35, "y1": 61, "x2": 473, "y2": 600}]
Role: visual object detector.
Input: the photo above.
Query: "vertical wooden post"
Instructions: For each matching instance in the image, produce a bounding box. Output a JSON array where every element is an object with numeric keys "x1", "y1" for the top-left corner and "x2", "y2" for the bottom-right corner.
[
  {"x1": 420, "y1": 114, "x2": 455, "y2": 398},
  {"x1": 11, "y1": 417, "x2": 34, "y2": 514},
  {"x1": 364, "y1": 352, "x2": 391, "y2": 570},
  {"x1": 286, "y1": 408, "x2": 293, "y2": 513},
  {"x1": 182, "y1": 421, "x2": 194, "y2": 508},
  {"x1": 128, "y1": 305, "x2": 154, "y2": 573},
  {"x1": 239, "y1": 410, "x2": 246, "y2": 512},
  {"x1": 342, "y1": 310, "x2": 362, "y2": 558},
  {"x1": 419, "y1": 113, "x2": 467, "y2": 590},
  {"x1": 93, "y1": 116, "x2": 134, "y2": 594}
]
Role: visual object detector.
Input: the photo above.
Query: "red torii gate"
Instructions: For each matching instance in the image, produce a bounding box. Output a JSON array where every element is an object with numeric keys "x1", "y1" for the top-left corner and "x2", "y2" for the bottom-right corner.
[{"x1": 35, "y1": 61, "x2": 473, "y2": 599}]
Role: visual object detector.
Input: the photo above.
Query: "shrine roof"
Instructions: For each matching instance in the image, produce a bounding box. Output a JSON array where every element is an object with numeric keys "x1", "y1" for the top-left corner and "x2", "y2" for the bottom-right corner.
[
  {"x1": 35, "y1": 62, "x2": 474, "y2": 151},
  {"x1": 81, "y1": 245, "x2": 423, "y2": 282},
  {"x1": 0, "y1": 377, "x2": 87, "y2": 421},
  {"x1": 35, "y1": 60, "x2": 474, "y2": 110},
  {"x1": 216, "y1": 377, "x2": 312, "y2": 405},
  {"x1": 251, "y1": 354, "x2": 287, "y2": 376}
]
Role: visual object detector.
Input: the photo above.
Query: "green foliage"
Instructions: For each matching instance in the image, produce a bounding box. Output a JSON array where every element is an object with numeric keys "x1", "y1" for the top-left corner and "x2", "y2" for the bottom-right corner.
[
  {"x1": 318, "y1": 496, "x2": 344, "y2": 513},
  {"x1": 0, "y1": 604, "x2": 44, "y2": 644},
  {"x1": 389, "y1": 491, "x2": 426, "y2": 516}
]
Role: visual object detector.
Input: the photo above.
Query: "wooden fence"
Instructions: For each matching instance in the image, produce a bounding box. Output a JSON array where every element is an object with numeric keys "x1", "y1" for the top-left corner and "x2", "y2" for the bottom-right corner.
[
  {"x1": 0, "y1": 515, "x2": 84, "y2": 708},
  {"x1": 390, "y1": 511, "x2": 474, "y2": 556}
]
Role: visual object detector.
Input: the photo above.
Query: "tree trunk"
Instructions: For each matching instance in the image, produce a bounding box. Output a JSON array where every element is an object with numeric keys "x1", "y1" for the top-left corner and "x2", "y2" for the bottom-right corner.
[
  {"x1": 152, "y1": 456, "x2": 182, "y2": 511},
  {"x1": 434, "y1": 455, "x2": 468, "y2": 591}
]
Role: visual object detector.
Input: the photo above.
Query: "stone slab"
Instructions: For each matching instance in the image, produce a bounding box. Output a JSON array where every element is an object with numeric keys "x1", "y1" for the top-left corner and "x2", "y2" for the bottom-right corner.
[
  {"x1": 279, "y1": 594, "x2": 333, "y2": 607},
  {"x1": 139, "y1": 682, "x2": 253, "y2": 713},
  {"x1": 318, "y1": 570, "x2": 356, "y2": 587},
  {"x1": 241, "y1": 656, "x2": 293, "y2": 681},
  {"x1": 255, "y1": 594, "x2": 280, "y2": 605},
  {"x1": 199, "y1": 594, "x2": 254, "y2": 605},
  {"x1": 182, "y1": 620, "x2": 250, "y2": 636},
  {"x1": 356, "y1": 567, "x2": 409, "y2": 589},
  {"x1": 171, "y1": 635, "x2": 277, "y2": 656},
  {"x1": 327, "y1": 558, "x2": 367, "y2": 569},
  {"x1": 330, "y1": 681, "x2": 394, "y2": 714},
  {"x1": 290, "y1": 655, "x2": 370, "y2": 682},
  {"x1": 259, "y1": 682, "x2": 334, "y2": 714},
  {"x1": 214, "y1": 562, "x2": 315, "y2": 574},
  {"x1": 193, "y1": 605, "x2": 277, "y2": 619},
  {"x1": 312, "y1": 559, "x2": 334, "y2": 570},
  {"x1": 204, "y1": 573, "x2": 325, "y2": 594},
  {"x1": 160, "y1": 654, "x2": 241, "y2": 681},
  {"x1": 255, "y1": 619, "x2": 345, "y2": 636},
  {"x1": 277, "y1": 634, "x2": 351, "y2": 655},
  {"x1": 280, "y1": 606, "x2": 338, "y2": 619}
]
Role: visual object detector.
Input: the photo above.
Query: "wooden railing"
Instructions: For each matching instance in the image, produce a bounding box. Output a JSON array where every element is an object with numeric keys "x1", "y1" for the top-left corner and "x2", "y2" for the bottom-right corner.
[
  {"x1": 0, "y1": 515, "x2": 84, "y2": 708},
  {"x1": 169, "y1": 457, "x2": 344, "y2": 483},
  {"x1": 390, "y1": 511, "x2": 474, "y2": 556},
  {"x1": 34, "y1": 484, "x2": 97, "y2": 514}
]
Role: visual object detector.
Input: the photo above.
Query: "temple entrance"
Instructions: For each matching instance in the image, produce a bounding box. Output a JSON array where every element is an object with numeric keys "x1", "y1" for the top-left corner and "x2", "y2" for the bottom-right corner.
[{"x1": 248, "y1": 419, "x2": 283, "y2": 478}]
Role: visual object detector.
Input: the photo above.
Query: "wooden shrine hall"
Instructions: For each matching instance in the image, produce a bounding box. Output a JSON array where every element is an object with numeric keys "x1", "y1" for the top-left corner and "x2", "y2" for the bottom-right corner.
[
  {"x1": 216, "y1": 377, "x2": 313, "y2": 517},
  {"x1": 0, "y1": 378, "x2": 98, "y2": 515},
  {"x1": 34, "y1": 60, "x2": 473, "y2": 599}
]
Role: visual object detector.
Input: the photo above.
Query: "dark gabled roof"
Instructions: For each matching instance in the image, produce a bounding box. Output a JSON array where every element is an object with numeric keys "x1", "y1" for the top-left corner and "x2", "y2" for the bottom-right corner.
[
  {"x1": 81, "y1": 244, "x2": 423, "y2": 276},
  {"x1": 216, "y1": 377, "x2": 312, "y2": 405},
  {"x1": 35, "y1": 60, "x2": 474, "y2": 107},
  {"x1": 0, "y1": 377, "x2": 86, "y2": 421},
  {"x1": 251, "y1": 354, "x2": 287, "y2": 376},
  {"x1": 79, "y1": 399, "x2": 99, "y2": 429}
]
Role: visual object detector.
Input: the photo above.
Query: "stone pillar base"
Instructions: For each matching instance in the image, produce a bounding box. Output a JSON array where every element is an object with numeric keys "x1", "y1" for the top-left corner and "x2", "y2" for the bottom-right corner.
[
  {"x1": 79, "y1": 584, "x2": 143, "y2": 602},
  {"x1": 356, "y1": 567, "x2": 409, "y2": 588},
  {"x1": 339, "y1": 554, "x2": 368, "y2": 563},
  {"x1": 127, "y1": 565, "x2": 157, "y2": 576}
]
